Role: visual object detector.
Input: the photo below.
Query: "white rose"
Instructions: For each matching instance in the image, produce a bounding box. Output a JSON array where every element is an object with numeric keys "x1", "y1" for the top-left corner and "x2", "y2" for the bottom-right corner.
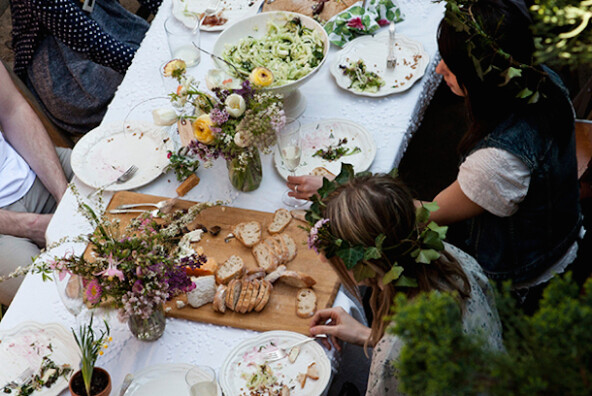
[
  {"x1": 234, "y1": 131, "x2": 249, "y2": 148},
  {"x1": 225, "y1": 94, "x2": 246, "y2": 118}
]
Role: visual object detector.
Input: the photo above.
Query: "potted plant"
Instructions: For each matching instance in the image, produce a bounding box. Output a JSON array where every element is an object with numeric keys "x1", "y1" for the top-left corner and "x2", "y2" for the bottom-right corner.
[{"x1": 69, "y1": 314, "x2": 112, "y2": 396}]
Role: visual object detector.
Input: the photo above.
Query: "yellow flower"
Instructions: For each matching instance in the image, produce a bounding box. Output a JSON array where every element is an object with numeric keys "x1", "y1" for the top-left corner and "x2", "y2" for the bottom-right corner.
[
  {"x1": 249, "y1": 67, "x2": 274, "y2": 87},
  {"x1": 99, "y1": 350, "x2": 104, "y2": 356},
  {"x1": 192, "y1": 114, "x2": 215, "y2": 145}
]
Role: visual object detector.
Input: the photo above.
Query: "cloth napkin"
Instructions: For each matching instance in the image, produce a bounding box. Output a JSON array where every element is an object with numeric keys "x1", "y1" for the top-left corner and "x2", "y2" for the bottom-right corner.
[{"x1": 324, "y1": 0, "x2": 405, "y2": 47}]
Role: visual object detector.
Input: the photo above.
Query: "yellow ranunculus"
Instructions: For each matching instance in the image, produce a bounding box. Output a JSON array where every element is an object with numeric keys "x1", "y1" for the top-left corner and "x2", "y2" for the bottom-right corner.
[
  {"x1": 249, "y1": 67, "x2": 274, "y2": 87},
  {"x1": 192, "y1": 114, "x2": 215, "y2": 144}
]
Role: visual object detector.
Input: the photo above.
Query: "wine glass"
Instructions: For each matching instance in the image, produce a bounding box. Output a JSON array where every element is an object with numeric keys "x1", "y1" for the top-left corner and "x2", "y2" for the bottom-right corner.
[
  {"x1": 185, "y1": 366, "x2": 219, "y2": 396},
  {"x1": 277, "y1": 118, "x2": 306, "y2": 208}
]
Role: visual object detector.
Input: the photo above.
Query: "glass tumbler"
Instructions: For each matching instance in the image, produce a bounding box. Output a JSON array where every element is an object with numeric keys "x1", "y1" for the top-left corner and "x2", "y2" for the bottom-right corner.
[{"x1": 164, "y1": 16, "x2": 200, "y2": 67}]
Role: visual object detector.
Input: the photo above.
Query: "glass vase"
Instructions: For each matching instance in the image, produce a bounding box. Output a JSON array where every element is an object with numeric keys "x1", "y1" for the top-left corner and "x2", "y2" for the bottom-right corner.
[
  {"x1": 128, "y1": 304, "x2": 166, "y2": 341},
  {"x1": 226, "y1": 149, "x2": 263, "y2": 192}
]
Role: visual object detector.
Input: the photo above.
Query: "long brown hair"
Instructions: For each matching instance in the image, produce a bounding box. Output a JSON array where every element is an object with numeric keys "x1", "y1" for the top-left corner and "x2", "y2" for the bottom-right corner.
[{"x1": 323, "y1": 174, "x2": 471, "y2": 347}]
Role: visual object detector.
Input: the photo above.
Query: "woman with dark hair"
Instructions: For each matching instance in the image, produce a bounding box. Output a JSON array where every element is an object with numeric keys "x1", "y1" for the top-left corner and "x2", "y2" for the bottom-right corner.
[
  {"x1": 290, "y1": 0, "x2": 582, "y2": 311},
  {"x1": 306, "y1": 170, "x2": 502, "y2": 395}
]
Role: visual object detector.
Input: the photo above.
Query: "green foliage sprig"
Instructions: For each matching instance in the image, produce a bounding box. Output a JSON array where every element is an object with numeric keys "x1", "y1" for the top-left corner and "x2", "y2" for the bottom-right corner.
[
  {"x1": 388, "y1": 273, "x2": 592, "y2": 395},
  {"x1": 71, "y1": 314, "x2": 111, "y2": 396},
  {"x1": 165, "y1": 147, "x2": 200, "y2": 182},
  {"x1": 305, "y1": 164, "x2": 448, "y2": 287}
]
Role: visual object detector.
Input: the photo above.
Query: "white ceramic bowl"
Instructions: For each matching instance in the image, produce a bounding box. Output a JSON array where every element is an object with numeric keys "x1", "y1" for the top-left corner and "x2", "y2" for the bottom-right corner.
[{"x1": 212, "y1": 11, "x2": 329, "y2": 97}]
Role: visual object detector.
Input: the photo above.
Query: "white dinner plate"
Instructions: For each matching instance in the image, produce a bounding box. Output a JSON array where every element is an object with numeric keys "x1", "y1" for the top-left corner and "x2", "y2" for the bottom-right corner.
[
  {"x1": 171, "y1": 0, "x2": 265, "y2": 31},
  {"x1": 71, "y1": 121, "x2": 174, "y2": 190},
  {"x1": 123, "y1": 363, "x2": 222, "y2": 396},
  {"x1": 0, "y1": 322, "x2": 80, "y2": 396},
  {"x1": 220, "y1": 330, "x2": 331, "y2": 396},
  {"x1": 330, "y1": 30, "x2": 429, "y2": 97},
  {"x1": 274, "y1": 119, "x2": 377, "y2": 180}
]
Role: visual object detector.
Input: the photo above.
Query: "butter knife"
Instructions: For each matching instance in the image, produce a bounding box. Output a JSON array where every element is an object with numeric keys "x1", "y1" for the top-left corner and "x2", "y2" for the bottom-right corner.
[
  {"x1": 386, "y1": 21, "x2": 397, "y2": 69},
  {"x1": 119, "y1": 373, "x2": 134, "y2": 396}
]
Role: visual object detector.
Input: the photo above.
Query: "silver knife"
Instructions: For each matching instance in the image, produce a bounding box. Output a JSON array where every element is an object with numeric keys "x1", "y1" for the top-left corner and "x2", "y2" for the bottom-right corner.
[{"x1": 119, "y1": 373, "x2": 134, "y2": 396}]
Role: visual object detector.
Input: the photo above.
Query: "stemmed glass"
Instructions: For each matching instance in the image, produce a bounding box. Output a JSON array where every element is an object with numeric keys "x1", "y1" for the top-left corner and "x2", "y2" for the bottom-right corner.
[{"x1": 277, "y1": 118, "x2": 306, "y2": 208}]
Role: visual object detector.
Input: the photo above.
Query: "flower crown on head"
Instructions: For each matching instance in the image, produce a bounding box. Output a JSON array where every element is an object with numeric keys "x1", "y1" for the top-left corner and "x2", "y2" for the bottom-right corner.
[{"x1": 305, "y1": 164, "x2": 449, "y2": 287}]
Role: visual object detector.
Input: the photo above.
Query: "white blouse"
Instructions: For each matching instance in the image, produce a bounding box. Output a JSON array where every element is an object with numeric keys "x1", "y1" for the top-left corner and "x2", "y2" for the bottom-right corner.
[{"x1": 0, "y1": 133, "x2": 35, "y2": 207}]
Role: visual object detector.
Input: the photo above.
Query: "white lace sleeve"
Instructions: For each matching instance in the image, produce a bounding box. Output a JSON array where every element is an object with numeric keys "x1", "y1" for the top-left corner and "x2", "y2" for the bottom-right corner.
[{"x1": 458, "y1": 148, "x2": 531, "y2": 217}]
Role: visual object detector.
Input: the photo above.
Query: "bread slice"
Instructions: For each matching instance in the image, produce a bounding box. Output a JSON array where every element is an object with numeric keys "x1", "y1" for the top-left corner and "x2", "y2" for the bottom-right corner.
[
  {"x1": 226, "y1": 279, "x2": 242, "y2": 311},
  {"x1": 265, "y1": 236, "x2": 286, "y2": 264},
  {"x1": 281, "y1": 234, "x2": 297, "y2": 262},
  {"x1": 306, "y1": 362, "x2": 320, "y2": 380},
  {"x1": 186, "y1": 276, "x2": 216, "y2": 308},
  {"x1": 296, "y1": 288, "x2": 317, "y2": 318},
  {"x1": 245, "y1": 268, "x2": 266, "y2": 281},
  {"x1": 242, "y1": 280, "x2": 258, "y2": 314},
  {"x1": 233, "y1": 221, "x2": 262, "y2": 247},
  {"x1": 264, "y1": 265, "x2": 287, "y2": 284},
  {"x1": 268, "y1": 208, "x2": 292, "y2": 234},
  {"x1": 236, "y1": 280, "x2": 251, "y2": 314},
  {"x1": 246, "y1": 280, "x2": 261, "y2": 312},
  {"x1": 310, "y1": 166, "x2": 335, "y2": 179},
  {"x1": 252, "y1": 242, "x2": 278, "y2": 273},
  {"x1": 215, "y1": 255, "x2": 245, "y2": 285},
  {"x1": 254, "y1": 280, "x2": 272, "y2": 312},
  {"x1": 290, "y1": 209, "x2": 306, "y2": 222},
  {"x1": 212, "y1": 284, "x2": 227, "y2": 313},
  {"x1": 253, "y1": 279, "x2": 267, "y2": 309},
  {"x1": 297, "y1": 373, "x2": 307, "y2": 388},
  {"x1": 280, "y1": 271, "x2": 316, "y2": 288}
]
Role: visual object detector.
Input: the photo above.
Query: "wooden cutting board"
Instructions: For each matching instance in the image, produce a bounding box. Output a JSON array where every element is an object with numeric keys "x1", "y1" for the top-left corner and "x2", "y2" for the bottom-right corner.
[{"x1": 105, "y1": 191, "x2": 341, "y2": 335}]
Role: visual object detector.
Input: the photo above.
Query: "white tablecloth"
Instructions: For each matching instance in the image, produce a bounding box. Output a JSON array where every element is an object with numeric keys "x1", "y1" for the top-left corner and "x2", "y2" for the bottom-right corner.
[{"x1": 0, "y1": 0, "x2": 444, "y2": 394}]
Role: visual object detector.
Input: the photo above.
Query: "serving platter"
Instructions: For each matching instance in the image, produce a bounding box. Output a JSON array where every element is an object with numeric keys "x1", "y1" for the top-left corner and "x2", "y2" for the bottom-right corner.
[
  {"x1": 330, "y1": 30, "x2": 429, "y2": 97},
  {"x1": 220, "y1": 330, "x2": 331, "y2": 396},
  {"x1": 104, "y1": 192, "x2": 341, "y2": 335},
  {"x1": 273, "y1": 119, "x2": 377, "y2": 180},
  {"x1": 171, "y1": 0, "x2": 266, "y2": 31},
  {"x1": 0, "y1": 322, "x2": 80, "y2": 396},
  {"x1": 123, "y1": 364, "x2": 222, "y2": 396},
  {"x1": 71, "y1": 121, "x2": 174, "y2": 191}
]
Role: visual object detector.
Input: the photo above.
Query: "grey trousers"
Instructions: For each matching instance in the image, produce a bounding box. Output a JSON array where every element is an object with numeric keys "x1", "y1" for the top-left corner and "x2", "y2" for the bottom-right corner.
[{"x1": 0, "y1": 147, "x2": 73, "y2": 306}]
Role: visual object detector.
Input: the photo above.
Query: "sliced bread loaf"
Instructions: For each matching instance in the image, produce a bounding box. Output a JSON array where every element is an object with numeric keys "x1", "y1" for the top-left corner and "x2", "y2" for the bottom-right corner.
[
  {"x1": 215, "y1": 255, "x2": 245, "y2": 284},
  {"x1": 212, "y1": 284, "x2": 227, "y2": 313},
  {"x1": 254, "y1": 280, "x2": 272, "y2": 312},
  {"x1": 268, "y1": 208, "x2": 292, "y2": 234},
  {"x1": 296, "y1": 288, "x2": 317, "y2": 318},
  {"x1": 233, "y1": 221, "x2": 262, "y2": 247},
  {"x1": 226, "y1": 278, "x2": 243, "y2": 311}
]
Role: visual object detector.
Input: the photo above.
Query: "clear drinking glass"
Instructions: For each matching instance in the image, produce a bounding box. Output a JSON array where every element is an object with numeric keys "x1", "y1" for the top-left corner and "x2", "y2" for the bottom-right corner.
[
  {"x1": 164, "y1": 16, "x2": 200, "y2": 67},
  {"x1": 185, "y1": 366, "x2": 219, "y2": 396},
  {"x1": 277, "y1": 118, "x2": 306, "y2": 208}
]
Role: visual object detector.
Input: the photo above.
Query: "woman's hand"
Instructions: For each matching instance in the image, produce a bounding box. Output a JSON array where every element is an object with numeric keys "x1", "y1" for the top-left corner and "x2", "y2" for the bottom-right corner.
[
  {"x1": 309, "y1": 307, "x2": 371, "y2": 351},
  {"x1": 287, "y1": 175, "x2": 323, "y2": 200}
]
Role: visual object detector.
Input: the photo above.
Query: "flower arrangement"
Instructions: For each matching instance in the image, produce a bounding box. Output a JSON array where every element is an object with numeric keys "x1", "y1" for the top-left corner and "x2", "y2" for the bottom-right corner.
[
  {"x1": 44, "y1": 186, "x2": 220, "y2": 323},
  {"x1": 71, "y1": 314, "x2": 111, "y2": 396},
  {"x1": 162, "y1": 60, "x2": 285, "y2": 190}
]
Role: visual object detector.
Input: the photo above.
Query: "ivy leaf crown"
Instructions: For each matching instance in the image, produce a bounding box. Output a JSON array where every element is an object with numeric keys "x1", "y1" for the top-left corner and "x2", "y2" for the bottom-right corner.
[
  {"x1": 442, "y1": 0, "x2": 548, "y2": 103},
  {"x1": 305, "y1": 164, "x2": 449, "y2": 288}
]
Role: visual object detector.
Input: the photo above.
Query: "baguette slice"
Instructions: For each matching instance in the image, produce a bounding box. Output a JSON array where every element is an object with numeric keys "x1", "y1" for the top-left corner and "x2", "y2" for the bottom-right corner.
[
  {"x1": 245, "y1": 268, "x2": 266, "y2": 281},
  {"x1": 252, "y1": 242, "x2": 278, "y2": 273},
  {"x1": 279, "y1": 271, "x2": 316, "y2": 288},
  {"x1": 281, "y1": 234, "x2": 298, "y2": 262},
  {"x1": 212, "y1": 284, "x2": 227, "y2": 313},
  {"x1": 241, "y1": 280, "x2": 257, "y2": 314},
  {"x1": 233, "y1": 221, "x2": 262, "y2": 247},
  {"x1": 254, "y1": 280, "x2": 272, "y2": 312},
  {"x1": 264, "y1": 265, "x2": 287, "y2": 284},
  {"x1": 236, "y1": 280, "x2": 251, "y2": 314},
  {"x1": 265, "y1": 236, "x2": 286, "y2": 264},
  {"x1": 246, "y1": 280, "x2": 261, "y2": 312},
  {"x1": 226, "y1": 279, "x2": 242, "y2": 311},
  {"x1": 268, "y1": 208, "x2": 292, "y2": 234},
  {"x1": 310, "y1": 166, "x2": 335, "y2": 179},
  {"x1": 215, "y1": 255, "x2": 245, "y2": 285},
  {"x1": 296, "y1": 288, "x2": 317, "y2": 318},
  {"x1": 306, "y1": 362, "x2": 320, "y2": 380}
]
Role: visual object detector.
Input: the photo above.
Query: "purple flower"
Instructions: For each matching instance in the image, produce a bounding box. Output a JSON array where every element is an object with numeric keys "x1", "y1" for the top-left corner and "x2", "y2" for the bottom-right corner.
[
  {"x1": 132, "y1": 280, "x2": 144, "y2": 294},
  {"x1": 210, "y1": 107, "x2": 230, "y2": 125},
  {"x1": 308, "y1": 218, "x2": 330, "y2": 253},
  {"x1": 347, "y1": 17, "x2": 365, "y2": 30}
]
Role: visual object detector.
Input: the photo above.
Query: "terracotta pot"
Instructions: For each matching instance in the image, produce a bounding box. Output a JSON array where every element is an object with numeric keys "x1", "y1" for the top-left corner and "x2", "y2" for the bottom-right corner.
[{"x1": 68, "y1": 367, "x2": 112, "y2": 396}]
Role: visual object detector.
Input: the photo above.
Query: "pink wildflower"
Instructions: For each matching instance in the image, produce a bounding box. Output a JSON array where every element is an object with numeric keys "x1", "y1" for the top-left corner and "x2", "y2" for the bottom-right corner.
[
  {"x1": 86, "y1": 279, "x2": 102, "y2": 304},
  {"x1": 308, "y1": 218, "x2": 330, "y2": 253},
  {"x1": 378, "y1": 19, "x2": 389, "y2": 27},
  {"x1": 347, "y1": 17, "x2": 365, "y2": 30},
  {"x1": 95, "y1": 253, "x2": 125, "y2": 281},
  {"x1": 167, "y1": 151, "x2": 172, "y2": 159}
]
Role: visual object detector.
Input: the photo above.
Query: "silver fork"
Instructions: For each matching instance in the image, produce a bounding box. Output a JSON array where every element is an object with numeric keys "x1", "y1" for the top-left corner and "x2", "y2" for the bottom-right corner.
[
  {"x1": 386, "y1": 21, "x2": 397, "y2": 69},
  {"x1": 263, "y1": 335, "x2": 327, "y2": 362},
  {"x1": 87, "y1": 165, "x2": 138, "y2": 198}
]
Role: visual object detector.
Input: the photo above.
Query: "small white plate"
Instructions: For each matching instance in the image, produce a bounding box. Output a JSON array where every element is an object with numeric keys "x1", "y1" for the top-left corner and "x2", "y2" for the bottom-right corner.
[
  {"x1": 330, "y1": 30, "x2": 429, "y2": 97},
  {"x1": 171, "y1": 0, "x2": 265, "y2": 31},
  {"x1": 274, "y1": 119, "x2": 377, "y2": 180},
  {"x1": 71, "y1": 121, "x2": 174, "y2": 190},
  {"x1": 220, "y1": 330, "x2": 331, "y2": 396},
  {"x1": 123, "y1": 363, "x2": 222, "y2": 396},
  {"x1": 0, "y1": 322, "x2": 80, "y2": 396}
]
